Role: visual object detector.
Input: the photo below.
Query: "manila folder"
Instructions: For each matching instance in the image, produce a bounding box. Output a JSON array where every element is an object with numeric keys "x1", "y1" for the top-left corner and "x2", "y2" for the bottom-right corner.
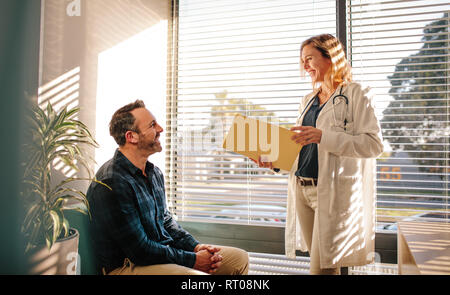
[{"x1": 222, "y1": 114, "x2": 302, "y2": 171}]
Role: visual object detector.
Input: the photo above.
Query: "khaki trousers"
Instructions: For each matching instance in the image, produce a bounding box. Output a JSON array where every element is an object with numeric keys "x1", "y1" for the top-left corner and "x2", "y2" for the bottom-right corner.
[
  {"x1": 295, "y1": 178, "x2": 340, "y2": 275},
  {"x1": 105, "y1": 245, "x2": 249, "y2": 275}
]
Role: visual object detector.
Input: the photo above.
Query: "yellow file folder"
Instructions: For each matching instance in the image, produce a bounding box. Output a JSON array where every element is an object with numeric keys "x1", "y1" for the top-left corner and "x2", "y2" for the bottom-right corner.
[{"x1": 222, "y1": 114, "x2": 302, "y2": 171}]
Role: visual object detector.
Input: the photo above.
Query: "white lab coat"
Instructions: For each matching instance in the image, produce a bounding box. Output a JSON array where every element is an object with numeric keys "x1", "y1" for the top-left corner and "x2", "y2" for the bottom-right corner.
[{"x1": 284, "y1": 82, "x2": 383, "y2": 269}]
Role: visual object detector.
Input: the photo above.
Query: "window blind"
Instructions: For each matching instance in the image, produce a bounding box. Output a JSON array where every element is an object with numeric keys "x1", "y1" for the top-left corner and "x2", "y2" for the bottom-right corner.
[
  {"x1": 167, "y1": 0, "x2": 337, "y2": 226},
  {"x1": 348, "y1": 0, "x2": 449, "y2": 228}
]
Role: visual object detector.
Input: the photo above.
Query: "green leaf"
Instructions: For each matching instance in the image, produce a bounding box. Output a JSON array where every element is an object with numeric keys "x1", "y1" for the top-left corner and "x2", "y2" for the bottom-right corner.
[
  {"x1": 22, "y1": 203, "x2": 41, "y2": 233},
  {"x1": 62, "y1": 218, "x2": 70, "y2": 237},
  {"x1": 48, "y1": 210, "x2": 61, "y2": 246},
  {"x1": 21, "y1": 101, "x2": 101, "y2": 252}
]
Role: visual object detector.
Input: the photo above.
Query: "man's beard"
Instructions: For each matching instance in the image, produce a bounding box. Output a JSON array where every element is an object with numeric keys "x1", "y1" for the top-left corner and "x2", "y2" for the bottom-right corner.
[{"x1": 138, "y1": 135, "x2": 161, "y2": 152}]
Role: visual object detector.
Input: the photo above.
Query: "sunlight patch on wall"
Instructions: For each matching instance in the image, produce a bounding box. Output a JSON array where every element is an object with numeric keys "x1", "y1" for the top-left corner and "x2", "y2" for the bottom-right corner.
[
  {"x1": 95, "y1": 20, "x2": 168, "y2": 171},
  {"x1": 38, "y1": 66, "x2": 81, "y2": 178}
]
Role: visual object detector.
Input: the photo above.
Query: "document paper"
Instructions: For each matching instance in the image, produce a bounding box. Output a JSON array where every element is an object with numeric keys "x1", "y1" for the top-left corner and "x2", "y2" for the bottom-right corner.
[{"x1": 222, "y1": 114, "x2": 302, "y2": 171}]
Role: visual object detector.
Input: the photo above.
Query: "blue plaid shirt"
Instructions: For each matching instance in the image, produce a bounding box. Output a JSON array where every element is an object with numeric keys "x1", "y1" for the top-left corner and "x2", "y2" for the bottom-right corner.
[{"x1": 86, "y1": 149, "x2": 199, "y2": 273}]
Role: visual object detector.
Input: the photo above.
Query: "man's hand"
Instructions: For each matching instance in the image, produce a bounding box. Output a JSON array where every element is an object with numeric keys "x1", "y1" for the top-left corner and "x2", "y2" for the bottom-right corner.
[
  {"x1": 193, "y1": 250, "x2": 223, "y2": 274},
  {"x1": 194, "y1": 244, "x2": 221, "y2": 254},
  {"x1": 193, "y1": 244, "x2": 223, "y2": 274},
  {"x1": 209, "y1": 252, "x2": 222, "y2": 274},
  {"x1": 193, "y1": 250, "x2": 213, "y2": 273}
]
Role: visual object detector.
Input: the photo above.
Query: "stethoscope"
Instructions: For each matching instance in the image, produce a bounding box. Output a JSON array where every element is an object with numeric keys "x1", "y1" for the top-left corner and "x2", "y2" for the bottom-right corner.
[
  {"x1": 299, "y1": 85, "x2": 349, "y2": 131},
  {"x1": 332, "y1": 86, "x2": 349, "y2": 131}
]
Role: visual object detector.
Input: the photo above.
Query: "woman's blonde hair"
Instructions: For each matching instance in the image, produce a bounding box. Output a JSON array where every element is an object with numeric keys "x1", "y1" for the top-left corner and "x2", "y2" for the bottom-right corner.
[{"x1": 300, "y1": 34, "x2": 352, "y2": 91}]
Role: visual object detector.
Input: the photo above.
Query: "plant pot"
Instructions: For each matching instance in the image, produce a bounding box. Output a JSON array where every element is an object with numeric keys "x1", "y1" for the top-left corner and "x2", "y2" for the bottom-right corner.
[{"x1": 27, "y1": 228, "x2": 80, "y2": 275}]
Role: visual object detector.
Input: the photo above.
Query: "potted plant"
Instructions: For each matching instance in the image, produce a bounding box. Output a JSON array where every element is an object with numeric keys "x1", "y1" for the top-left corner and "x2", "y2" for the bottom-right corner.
[{"x1": 21, "y1": 101, "x2": 105, "y2": 274}]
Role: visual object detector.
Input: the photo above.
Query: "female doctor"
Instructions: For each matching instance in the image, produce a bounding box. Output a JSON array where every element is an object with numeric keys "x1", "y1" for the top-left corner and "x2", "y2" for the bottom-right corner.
[{"x1": 256, "y1": 34, "x2": 383, "y2": 274}]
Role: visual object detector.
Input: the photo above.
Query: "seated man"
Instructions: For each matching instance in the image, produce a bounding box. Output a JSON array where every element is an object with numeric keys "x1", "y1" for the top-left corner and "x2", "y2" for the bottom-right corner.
[{"x1": 87, "y1": 100, "x2": 249, "y2": 275}]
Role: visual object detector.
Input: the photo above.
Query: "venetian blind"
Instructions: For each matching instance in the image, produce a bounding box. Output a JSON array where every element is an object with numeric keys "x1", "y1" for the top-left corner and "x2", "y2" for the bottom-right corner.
[
  {"x1": 166, "y1": 0, "x2": 337, "y2": 226},
  {"x1": 348, "y1": 0, "x2": 449, "y2": 229}
]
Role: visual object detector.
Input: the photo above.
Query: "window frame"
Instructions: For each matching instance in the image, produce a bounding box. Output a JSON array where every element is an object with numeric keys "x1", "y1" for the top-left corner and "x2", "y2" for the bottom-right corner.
[{"x1": 167, "y1": 0, "x2": 449, "y2": 236}]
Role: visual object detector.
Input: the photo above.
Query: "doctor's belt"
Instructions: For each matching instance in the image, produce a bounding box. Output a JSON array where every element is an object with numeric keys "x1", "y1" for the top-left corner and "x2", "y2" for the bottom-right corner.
[{"x1": 296, "y1": 177, "x2": 318, "y2": 186}]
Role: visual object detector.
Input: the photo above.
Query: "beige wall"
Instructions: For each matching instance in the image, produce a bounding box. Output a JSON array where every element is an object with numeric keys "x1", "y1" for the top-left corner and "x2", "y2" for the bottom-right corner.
[{"x1": 39, "y1": 0, "x2": 169, "y2": 191}]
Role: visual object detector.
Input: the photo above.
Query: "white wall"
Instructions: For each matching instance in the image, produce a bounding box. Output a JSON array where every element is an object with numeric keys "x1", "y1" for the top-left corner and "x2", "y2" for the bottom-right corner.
[{"x1": 95, "y1": 22, "x2": 167, "y2": 170}]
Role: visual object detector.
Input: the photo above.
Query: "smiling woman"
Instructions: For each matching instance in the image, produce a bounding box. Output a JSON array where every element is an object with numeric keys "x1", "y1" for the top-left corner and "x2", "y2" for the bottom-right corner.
[
  {"x1": 301, "y1": 45, "x2": 332, "y2": 91},
  {"x1": 300, "y1": 34, "x2": 352, "y2": 96},
  {"x1": 280, "y1": 34, "x2": 384, "y2": 275}
]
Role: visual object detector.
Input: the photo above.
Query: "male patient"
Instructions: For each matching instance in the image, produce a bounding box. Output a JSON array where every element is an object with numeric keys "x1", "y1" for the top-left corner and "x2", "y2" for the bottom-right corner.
[{"x1": 87, "y1": 100, "x2": 248, "y2": 275}]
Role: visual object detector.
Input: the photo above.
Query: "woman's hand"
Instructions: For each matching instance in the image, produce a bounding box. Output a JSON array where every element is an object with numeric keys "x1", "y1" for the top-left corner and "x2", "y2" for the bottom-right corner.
[
  {"x1": 290, "y1": 126, "x2": 322, "y2": 145},
  {"x1": 250, "y1": 155, "x2": 273, "y2": 169}
]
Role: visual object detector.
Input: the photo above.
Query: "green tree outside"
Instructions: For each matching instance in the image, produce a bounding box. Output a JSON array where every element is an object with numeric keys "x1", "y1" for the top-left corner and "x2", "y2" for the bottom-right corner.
[{"x1": 384, "y1": 12, "x2": 449, "y2": 179}]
